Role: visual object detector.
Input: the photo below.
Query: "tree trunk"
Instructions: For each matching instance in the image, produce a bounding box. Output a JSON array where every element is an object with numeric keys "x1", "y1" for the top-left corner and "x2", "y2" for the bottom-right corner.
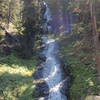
[{"x1": 90, "y1": 0, "x2": 100, "y2": 80}]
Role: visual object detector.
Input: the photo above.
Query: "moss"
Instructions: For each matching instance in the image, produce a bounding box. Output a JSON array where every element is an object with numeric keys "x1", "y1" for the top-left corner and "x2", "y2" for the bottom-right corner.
[
  {"x1": 60, "y1": 34, "x2": 100, "y2": 100},
  {"x1": 0, "y1": 54, "x2": 38, "y2": 100}
]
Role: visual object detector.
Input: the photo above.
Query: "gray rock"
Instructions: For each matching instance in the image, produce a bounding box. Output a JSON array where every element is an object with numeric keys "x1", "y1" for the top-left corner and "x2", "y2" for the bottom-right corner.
[
  {"x1": 37, "y1": 82, "x2": 49, "y2": 97},
  {"x1": 60, "y1": 76, "x2": 71, "y2": 96},
  {"x1": 39, "y1": 55, "x2": 46, "y2": 62},
  {"x1": 34, "y1": 69, "x2": 43, "y2": 80}
]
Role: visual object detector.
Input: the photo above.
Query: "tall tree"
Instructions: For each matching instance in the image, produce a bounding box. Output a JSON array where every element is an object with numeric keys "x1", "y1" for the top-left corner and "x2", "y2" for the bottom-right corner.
[{"x1": 18, "y1": 0, "x2": 42, "y2": 58}]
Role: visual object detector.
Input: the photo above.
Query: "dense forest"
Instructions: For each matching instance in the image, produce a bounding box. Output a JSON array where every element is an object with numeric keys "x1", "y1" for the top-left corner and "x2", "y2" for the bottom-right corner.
[{"x1": 0, "y1": 0, "x2": 100, "y2": 100}]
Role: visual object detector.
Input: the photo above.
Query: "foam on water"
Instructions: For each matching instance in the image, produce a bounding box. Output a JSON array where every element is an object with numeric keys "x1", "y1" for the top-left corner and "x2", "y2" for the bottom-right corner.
[{"x1": 42, "y1": 37, "x2": 67, "y2": 100}]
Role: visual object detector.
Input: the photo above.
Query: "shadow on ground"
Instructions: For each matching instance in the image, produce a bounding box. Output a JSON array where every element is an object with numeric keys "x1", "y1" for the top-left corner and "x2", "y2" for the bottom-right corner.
[{"x1": 0, "y1": 54, "x2": 38, "y2": 100}]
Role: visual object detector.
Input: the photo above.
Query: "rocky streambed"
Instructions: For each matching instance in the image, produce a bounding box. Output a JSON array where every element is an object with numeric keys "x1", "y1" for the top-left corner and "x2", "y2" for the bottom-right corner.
[{"x1": 34, "y1": 36, "x2": 71, "y2": 100}]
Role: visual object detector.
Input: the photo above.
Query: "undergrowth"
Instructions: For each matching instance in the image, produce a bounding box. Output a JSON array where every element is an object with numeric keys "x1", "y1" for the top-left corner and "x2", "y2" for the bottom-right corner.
[
  {"x1": 0, "y1": 54, "x2": 38, "y2": 100},
  {"x1": 60, "y1": 34, "x2": 100, "y2": 100}
]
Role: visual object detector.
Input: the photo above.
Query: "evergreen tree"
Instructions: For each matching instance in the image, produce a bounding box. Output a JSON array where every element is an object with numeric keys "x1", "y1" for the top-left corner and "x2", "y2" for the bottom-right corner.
[{"x1": 18, "y1": 0, "x2": 42, "y2": 58}]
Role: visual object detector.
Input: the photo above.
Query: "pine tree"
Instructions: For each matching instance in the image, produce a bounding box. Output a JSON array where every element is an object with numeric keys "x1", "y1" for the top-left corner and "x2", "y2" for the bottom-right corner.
[{"x1": 18, "y1": 0, "x2": 42, "y2": 58}]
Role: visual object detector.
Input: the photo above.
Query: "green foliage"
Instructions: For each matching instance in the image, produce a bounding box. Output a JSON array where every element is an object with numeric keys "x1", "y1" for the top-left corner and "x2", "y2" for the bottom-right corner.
[
  {"x1": 0, "y1": 54, "x2": 38, "y2": 100},
  {"x1": 0, "y1": 0, "x2": 9, "y2": 22},
  {"x1": 60, "y1": 34, "x2": 100, "y2": 100},
  {"x1": 0, "y1": 29, "x2": 5, "y2": 36},
  {"x1": 72, "y1": 23, "x2": 86, "y2": 34},
  {"x1": 68, "y1": 58, "x2": 100, "y2": 100},
  {"x1": 60, "y1": 1, "x2": 100, "y2": 99}
]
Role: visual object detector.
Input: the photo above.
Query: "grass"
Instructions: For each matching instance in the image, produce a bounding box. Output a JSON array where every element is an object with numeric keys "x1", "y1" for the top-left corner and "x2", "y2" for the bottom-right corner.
[
  {"x1": 60, "y1": 34, "x2": 100, "y2": 100},
  {"x1": 0, "y1": 29, "x2": 5, "y2": 35},
  {"x1": 0, "y1": 54, "x2": 38, "y2": 100}
]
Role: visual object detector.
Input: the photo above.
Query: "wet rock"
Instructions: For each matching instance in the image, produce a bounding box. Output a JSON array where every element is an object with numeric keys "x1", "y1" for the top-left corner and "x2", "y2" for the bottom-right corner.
[
  {"x1": 60, "y1": 76, "x2": 71, "y2": 96},
  {"x1": 39, "y1": 54, "x2": 46, "y2": 62},
  {"x1": 44, "y1": 96, "x2": 48, "y2": 100},
  {"x1": 61, "y1": 61, "x2": 71, "y2": 76},
  {"x1": 3, "y1": 46, "x2": 12, "y2": 55},
  {"x1": 37, "y1": 63, "x2": 45, "y2": 70},
  {"x1": 37, "y1": 82, "x2": 49, "y2": 97},
  {"x1": 34, "y1": 69, "x2": 43, "y2": 80}
]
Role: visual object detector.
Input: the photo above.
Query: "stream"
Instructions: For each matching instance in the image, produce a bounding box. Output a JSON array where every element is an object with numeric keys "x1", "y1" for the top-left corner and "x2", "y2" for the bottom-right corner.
[
  {"x1": 37, "y1": 1, "x2": 70, "y2": 100},
  {"x1": 41, "y1": 37, "x2": 67, "y2": 100}
]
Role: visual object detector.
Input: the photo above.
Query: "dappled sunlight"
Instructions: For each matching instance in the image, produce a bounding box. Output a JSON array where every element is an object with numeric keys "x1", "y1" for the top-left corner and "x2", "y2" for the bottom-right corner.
[
  {"x1": 0, "y1": 54, "x2": 37, "y2": 100},
  {"x1": 85, "y1": 95, "x2": 100, "y2": 100},
  {"x1": 89, "y1": 80, "x2": 94, "y2": 86},
  {"x1": 0, "y1": 72, "x2": 35, "y2": 100},
  {"x1": 0, "y1": 64, "x2": 33, "y2": 76},
  {"x1": 33, "y1": 78, "x2": 45, "y2": 84},
  {"x1": 85, "y1": 78, "x2": 95, "y2": 86}
]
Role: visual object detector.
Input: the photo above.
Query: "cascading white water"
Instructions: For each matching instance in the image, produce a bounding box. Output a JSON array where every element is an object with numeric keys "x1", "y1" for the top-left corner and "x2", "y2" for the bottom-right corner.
[
  {"x1": 42, "y1": 37, "x2": 67, "y2": 100},
  {"x1": 40, "y1": 2, "x2": 68, "y2": 100}
]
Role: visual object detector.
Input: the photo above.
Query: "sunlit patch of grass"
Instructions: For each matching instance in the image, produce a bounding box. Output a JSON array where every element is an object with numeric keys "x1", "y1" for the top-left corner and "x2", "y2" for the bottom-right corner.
[
  {"x1": 0, "y1": 54, "x2": 38, "y2": 100},
  {"x1": 0, "y1": 65, "x2": 33, "y2": 76},
  {"x1": 0, "y1": 29, "x2": 5, "y2": 35},
  {"x1": 85, "y1": 95, "x2": 100, "y2": 100},
  {"x1": 42, "y1": 33, "x2": 60, "y2": 39}
]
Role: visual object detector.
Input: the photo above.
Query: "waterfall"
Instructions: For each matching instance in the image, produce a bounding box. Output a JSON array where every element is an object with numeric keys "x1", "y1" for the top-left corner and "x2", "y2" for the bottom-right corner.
[
  {"x1": 41, "y1": 37, "x2": 67, "y2": 100},
  {"x1": 43, "y1": 1, "x2": 52, "y2": 33},
  {"x1": 38, "y1": 1, "x2": 70, "y2": 100}
]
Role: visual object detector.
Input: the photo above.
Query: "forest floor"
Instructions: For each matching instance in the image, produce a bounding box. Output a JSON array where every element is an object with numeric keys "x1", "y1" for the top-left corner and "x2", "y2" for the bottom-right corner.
[{"x1": 0, "y1": 54, "x2": 38, "y2": 100}]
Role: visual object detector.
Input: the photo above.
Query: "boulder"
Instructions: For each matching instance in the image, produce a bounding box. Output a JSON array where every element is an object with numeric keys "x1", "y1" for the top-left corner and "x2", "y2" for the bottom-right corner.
[
  {"x1": 60, "y1": 76, "x2": 71, "y2": 96},
  {"x1": 37, "y1": 82, "x2": 49, "y2": 97}
]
